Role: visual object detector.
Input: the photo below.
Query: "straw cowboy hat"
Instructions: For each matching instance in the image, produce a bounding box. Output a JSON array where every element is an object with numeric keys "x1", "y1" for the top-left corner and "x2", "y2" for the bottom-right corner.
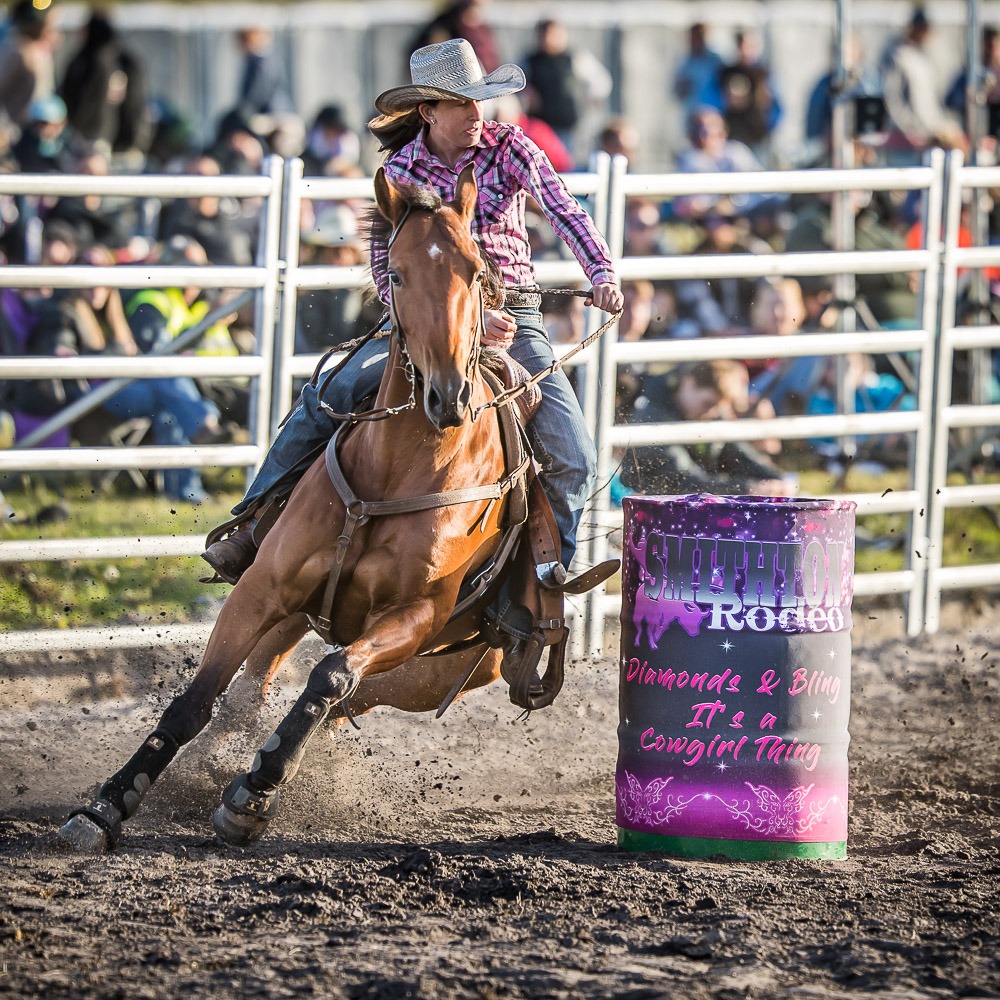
[{"x1": 375, "y1": 38, "x2": 526, "y2": 114}]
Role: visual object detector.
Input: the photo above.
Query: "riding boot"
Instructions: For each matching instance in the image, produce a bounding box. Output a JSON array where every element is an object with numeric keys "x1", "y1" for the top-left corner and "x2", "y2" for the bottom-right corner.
[{"x1": 201, "y1": 521, "x2": 258, "y2": 584}]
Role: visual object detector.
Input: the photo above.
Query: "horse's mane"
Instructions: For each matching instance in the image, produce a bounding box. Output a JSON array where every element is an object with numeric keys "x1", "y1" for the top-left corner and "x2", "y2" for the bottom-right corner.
[{"x1": 362, "y1": 184, "x2": 505, "y2": 310}]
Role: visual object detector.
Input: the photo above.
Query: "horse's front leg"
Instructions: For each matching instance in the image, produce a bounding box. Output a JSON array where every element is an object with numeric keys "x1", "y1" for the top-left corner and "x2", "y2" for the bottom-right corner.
[
  {"x1": 213, "y1": 599, "x2": 441, "y2": 846},
  {"x1": 57, "y1": 581, "x2": 309, "y2": 853}
]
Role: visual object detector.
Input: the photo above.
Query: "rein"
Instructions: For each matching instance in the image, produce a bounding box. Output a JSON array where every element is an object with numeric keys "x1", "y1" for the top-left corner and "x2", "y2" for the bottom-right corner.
[
  {"x1": 310, "y1": 289, "x2": 622, "y2": 425},
  {"x1": 469, "y1": 289, "x2": 623, "y2": 421}
]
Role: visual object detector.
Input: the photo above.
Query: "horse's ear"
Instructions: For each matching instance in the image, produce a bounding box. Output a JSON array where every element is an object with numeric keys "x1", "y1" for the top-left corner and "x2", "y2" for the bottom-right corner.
[
  {"x1": 450, "y1": 164, "x2": 477, "y2": 225},
  {"x1": 374, "y1": 167, "x2": 405, "y2": 225}
]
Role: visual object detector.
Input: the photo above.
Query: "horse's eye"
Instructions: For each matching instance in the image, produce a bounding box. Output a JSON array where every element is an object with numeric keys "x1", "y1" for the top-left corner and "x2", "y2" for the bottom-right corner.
[
  {"x1": 473, "y1": 271, "x2": 483, "y2": 284},
  {"x1": 388, "y1": 270, "x2": 402, "y2": 286}
]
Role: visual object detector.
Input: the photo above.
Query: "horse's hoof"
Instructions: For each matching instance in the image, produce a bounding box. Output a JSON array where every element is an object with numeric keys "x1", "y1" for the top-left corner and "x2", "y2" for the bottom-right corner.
[
  {"x1": 56, "y1": 813, "x2": 112, "y2": 854},
  {"x1": 212, "y1": 774, "x2": 279, "y2": 848},
  {"x1": 212, "y1": 800, "x2": 273, "y2": 847}
]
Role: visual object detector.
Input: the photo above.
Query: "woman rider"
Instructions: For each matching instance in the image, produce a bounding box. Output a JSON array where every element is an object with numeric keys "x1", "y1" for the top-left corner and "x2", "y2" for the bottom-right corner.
[{"x1": 203, "y1": 39, "x2": 623, "y2": 593}]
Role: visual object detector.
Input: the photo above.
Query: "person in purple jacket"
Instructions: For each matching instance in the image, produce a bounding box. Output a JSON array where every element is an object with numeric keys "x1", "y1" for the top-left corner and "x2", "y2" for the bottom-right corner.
[{"x1": 203, "y1": 38, "x2": 623, "y2": 588}]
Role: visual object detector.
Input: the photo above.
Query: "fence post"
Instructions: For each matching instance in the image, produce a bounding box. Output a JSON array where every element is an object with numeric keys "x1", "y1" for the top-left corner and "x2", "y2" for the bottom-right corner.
[
  {"x1": 248, "y1": 155, "x2": 285, "y2": 485},
  {"x1": 585, "y1": 152, "x2": 628, "y2": 654},
  {"x1": 272, "y1": 156, "x2": 305, "y2": 436},
  {"x1": 924, "y1": 150, "x2": 966, "y2": 633},
  {"x1": 906, "y1": 147, "x2": 947, "y2": 636}
]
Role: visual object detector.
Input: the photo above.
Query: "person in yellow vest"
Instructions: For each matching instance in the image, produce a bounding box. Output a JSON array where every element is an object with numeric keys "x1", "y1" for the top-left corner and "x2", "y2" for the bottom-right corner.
[
  {"x1": 124, "y1": 236, "x2": 239, "y2": 356},
  {"x1": 125, "y1": 235, "x2": 250, "y2": 428}
]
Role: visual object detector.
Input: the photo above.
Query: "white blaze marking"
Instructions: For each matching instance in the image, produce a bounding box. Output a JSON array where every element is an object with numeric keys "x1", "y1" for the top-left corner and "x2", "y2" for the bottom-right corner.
[{"x1": 428, "y1": 243, "x2": 443, "y2": 260}]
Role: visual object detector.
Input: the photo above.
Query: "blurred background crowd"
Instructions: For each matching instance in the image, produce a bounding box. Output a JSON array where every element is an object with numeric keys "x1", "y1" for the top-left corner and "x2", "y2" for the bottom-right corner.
[{"x1": 1, "y1": 0, "x2": 998, "y2": 507}]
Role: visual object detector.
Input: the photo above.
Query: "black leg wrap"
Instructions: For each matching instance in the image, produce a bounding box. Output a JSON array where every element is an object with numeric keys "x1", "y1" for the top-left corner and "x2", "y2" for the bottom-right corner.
[
  {"x1": 62, "y1": 728, "x2": 179, "y2": 850},
  {"x1": 157, "y1": 691, "x2": 215, "y2": 746},
  {"x1": 246, "y1": 689, "x2": 333, "y2": 794},
  {"x1": 89, "y1": 729, "x2": 180, "y2": 822}
]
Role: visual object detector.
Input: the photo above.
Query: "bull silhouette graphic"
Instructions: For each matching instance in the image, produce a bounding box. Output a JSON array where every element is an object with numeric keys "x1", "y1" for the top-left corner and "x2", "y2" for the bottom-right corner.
[{"x1": 629, "y1": 532, "x2": 710, "y2": 647}]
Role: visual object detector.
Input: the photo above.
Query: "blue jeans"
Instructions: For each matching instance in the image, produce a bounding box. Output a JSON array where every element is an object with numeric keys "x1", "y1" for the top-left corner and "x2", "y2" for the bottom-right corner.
[
  {"x1": 103, "y1": 377, "x2": 219, "y2": 501},
  {"x1": 236, "y1": 306, "x2": 596, "y2": 568}
]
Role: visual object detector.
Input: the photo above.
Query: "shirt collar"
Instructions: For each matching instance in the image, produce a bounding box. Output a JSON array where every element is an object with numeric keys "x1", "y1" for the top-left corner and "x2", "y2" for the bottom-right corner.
[{"x1": 403, "y1": 121, "x2": 499, "y2": 170}]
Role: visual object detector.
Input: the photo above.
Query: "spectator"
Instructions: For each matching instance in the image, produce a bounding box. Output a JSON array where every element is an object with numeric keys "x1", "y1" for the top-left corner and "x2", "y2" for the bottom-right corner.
[
  {"x1": 542, "y1": 291, "x2": 584, "y2": 348},
  {"x1": 668, "y1": 215, "x2": 773, "y2": 341},
  {"x1": 879, "y1": 7, "x2": 967, "y2": 164},
  {"x1": 144, "y1": 96, "x2": 197, "y2": 171},
  {"x1": 672, "y1": 106, "x2": 780, "y2": 225},
  {"x1": 803, "y1": 35, "x2": 883, "y2": 161},
  {"x1": 12, "y1": 93, "x2": 71, "y2": 172},
  {"x1": 716, "y1": 28, "x2": 783, "y2": 160},
  {"x1": 157, "y1": 154, "x2": 255, "y2": 267},
  {"x1": 521, "y1": 18, "x2": 611, "y2": 158},
  {"x1": 44, "y1": 146, "x2": 148, "y2": 259},
  {"x1": 295, "y1": 203, "x2": 374, "y2": 354},
  {"x1": 617, "y1": 360, "x2": 790, "y2": 498},
  {"x1": 785, "y1": 191, "x2": 918, "y2": 328},
  {"x1": 946, "y1": 26, "x2": 1000, "y2": 145},
  {"x1": 39, "y1": 216, "x2": 78, "y2": 266},
  {"x1": 493, "y1": 94, "x2": 574, "y2": 173},
  {"x1": 614, "y1": 279, "x2": 659, "y2": 413},
  {"x1": 751, "y1": 276, "x2": 835, "y2": 417},
  {"x1": 593, "y1": 115, "x2": 639, "y2": 169},
  {"x1": 58, "y1": 9, "x2": 151, "y2": 156},
  {"x1": 127, "y1": 234, "x2": 248, "y2": 426},
  {"x1": 672, "y1": 22, "x2": 724, "y2": 121},
  {"x1": 409, "y1": 0, "x2": 501, "y2": 74},
  {"x1": 209, "y1": 109, "x2": 266, "y2": 175},
  {"x1": 56, "y1": 243, "x2": 228, "y2": 505},
  {"x1": 618, "y1": 199, "x2": 679, "y2": 343},
  {"x1": 301, "y1": 104, "x2": 361, "y2": 177},
  {"x1": 126, "y1": 235, "x2": 240, "y2": 358},
  {"x1": 235, "y1": 27, "x2": 294, "y2": 120},
  {"x1": 743, "y1": 276, "x2": 806, "y2": 378},
  {"x1": 0, "y1": 282, "x2": 74, "y2": 447},
  {"x1": 0, "y1": 0, "x2": 59, "y2": 129}
]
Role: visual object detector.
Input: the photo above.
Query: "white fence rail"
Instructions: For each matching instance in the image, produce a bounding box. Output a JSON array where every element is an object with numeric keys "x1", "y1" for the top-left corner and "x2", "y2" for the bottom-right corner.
[{"x1": 1, "y1": 150, "x2": 996, "y2": 653}]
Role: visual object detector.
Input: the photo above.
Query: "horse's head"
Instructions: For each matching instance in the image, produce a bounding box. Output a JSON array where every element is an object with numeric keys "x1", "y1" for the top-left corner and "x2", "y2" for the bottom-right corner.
[{"x1": 374, "y1": 164, "x2": 489, "y2": 430}]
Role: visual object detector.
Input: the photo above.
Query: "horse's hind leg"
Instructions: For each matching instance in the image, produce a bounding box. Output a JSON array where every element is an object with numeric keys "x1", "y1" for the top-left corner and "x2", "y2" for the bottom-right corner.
[
  {"x1": 339, "y1": 643, "x2": 502, "y2": 716},
  {"x1": 57, "y1": 584, "x2": 296, "y2": 853},
  {"x1": 216, "y1": 613, "x2": 311, "y2": 728}
]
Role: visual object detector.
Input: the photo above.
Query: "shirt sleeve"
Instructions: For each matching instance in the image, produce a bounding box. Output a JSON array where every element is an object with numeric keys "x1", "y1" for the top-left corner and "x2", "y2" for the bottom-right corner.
[{"x1": 505, "y1": 131, "x2": 617, "y2": 287}]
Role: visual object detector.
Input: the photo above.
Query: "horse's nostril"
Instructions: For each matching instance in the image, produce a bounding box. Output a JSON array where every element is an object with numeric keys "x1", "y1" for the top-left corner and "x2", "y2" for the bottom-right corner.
[
  {"x1": 427, "y1": 385, "x2": 442, "y2": 413},
  {"x1": 458, "y1": 380, "x2": 472, "y2": 410}
]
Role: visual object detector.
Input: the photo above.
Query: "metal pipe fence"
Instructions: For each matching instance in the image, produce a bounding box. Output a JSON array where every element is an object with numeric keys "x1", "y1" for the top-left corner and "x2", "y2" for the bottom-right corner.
[
  {"x1": 1, "y1": 149, "x2": 996, "y2": 653},
  {"x1": 924, "y1": 154, "x2": 1000, "y2": 632}
]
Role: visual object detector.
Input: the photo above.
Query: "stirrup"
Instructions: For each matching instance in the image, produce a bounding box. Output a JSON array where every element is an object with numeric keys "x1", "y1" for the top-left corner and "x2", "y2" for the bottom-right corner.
[{"x1": 503, "y1": 626, "x2": 568, "y2": 714}]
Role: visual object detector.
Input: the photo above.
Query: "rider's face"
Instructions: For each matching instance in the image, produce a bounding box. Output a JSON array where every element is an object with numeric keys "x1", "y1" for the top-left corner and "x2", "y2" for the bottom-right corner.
[{"x1": 422, "y1": 99, "x2": 484, "y2": 155}]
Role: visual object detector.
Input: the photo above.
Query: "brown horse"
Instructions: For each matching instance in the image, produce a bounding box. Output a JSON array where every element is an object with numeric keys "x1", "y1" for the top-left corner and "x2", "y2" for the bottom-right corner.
[{"x1": 58, "y1": 165, "x2": 524, "y2": 852}]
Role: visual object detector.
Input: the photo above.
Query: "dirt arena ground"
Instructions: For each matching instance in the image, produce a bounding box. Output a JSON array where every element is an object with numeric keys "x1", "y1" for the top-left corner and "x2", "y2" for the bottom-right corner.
[{"x1": 1, "y1": 599, "x2": 998, "y2": 999}]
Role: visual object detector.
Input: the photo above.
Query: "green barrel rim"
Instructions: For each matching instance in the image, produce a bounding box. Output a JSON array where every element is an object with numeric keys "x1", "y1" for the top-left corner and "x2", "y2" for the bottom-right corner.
[{"x1": 617, "y1": 827, "x2": 846, "y2": 860}]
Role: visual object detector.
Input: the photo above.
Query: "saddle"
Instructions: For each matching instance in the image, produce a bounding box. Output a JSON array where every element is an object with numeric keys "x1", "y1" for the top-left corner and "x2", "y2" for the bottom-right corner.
[{"x1": 203, "y1": 354, "x2": 618, "y2": 715}]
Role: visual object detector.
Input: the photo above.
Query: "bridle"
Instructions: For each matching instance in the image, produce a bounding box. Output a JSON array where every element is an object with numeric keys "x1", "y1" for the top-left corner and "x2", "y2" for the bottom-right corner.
[{"x1": 315, "y1": 202, "x2": 486, "y2": 424}]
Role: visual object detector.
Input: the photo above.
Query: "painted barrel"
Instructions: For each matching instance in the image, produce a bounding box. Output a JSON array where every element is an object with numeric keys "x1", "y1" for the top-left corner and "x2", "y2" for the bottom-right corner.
[{"x1": 616, "y1": 493, "x2": 856, "y2": 860}]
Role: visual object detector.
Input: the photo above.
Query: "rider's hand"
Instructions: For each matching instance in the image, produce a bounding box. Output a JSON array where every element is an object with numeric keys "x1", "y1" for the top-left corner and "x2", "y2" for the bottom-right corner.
[
  {"x1": 586, "y1": 282, "x2": 624, "y2": 313},
  {"x1": 482, "y1": 308, "x2": 516, "y2": 349}
]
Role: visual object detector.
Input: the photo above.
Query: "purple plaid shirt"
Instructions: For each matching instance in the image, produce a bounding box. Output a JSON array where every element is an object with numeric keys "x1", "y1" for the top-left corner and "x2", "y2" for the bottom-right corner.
[{"x1": 370, "y1": 121, "x2": 616, "y2": 304}]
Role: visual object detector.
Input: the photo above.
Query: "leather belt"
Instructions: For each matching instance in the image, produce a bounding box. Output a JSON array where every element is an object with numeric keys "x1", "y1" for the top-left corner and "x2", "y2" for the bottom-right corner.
[{"x1": 504, "y1": 288, "x2": 542, "y2": 309}]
